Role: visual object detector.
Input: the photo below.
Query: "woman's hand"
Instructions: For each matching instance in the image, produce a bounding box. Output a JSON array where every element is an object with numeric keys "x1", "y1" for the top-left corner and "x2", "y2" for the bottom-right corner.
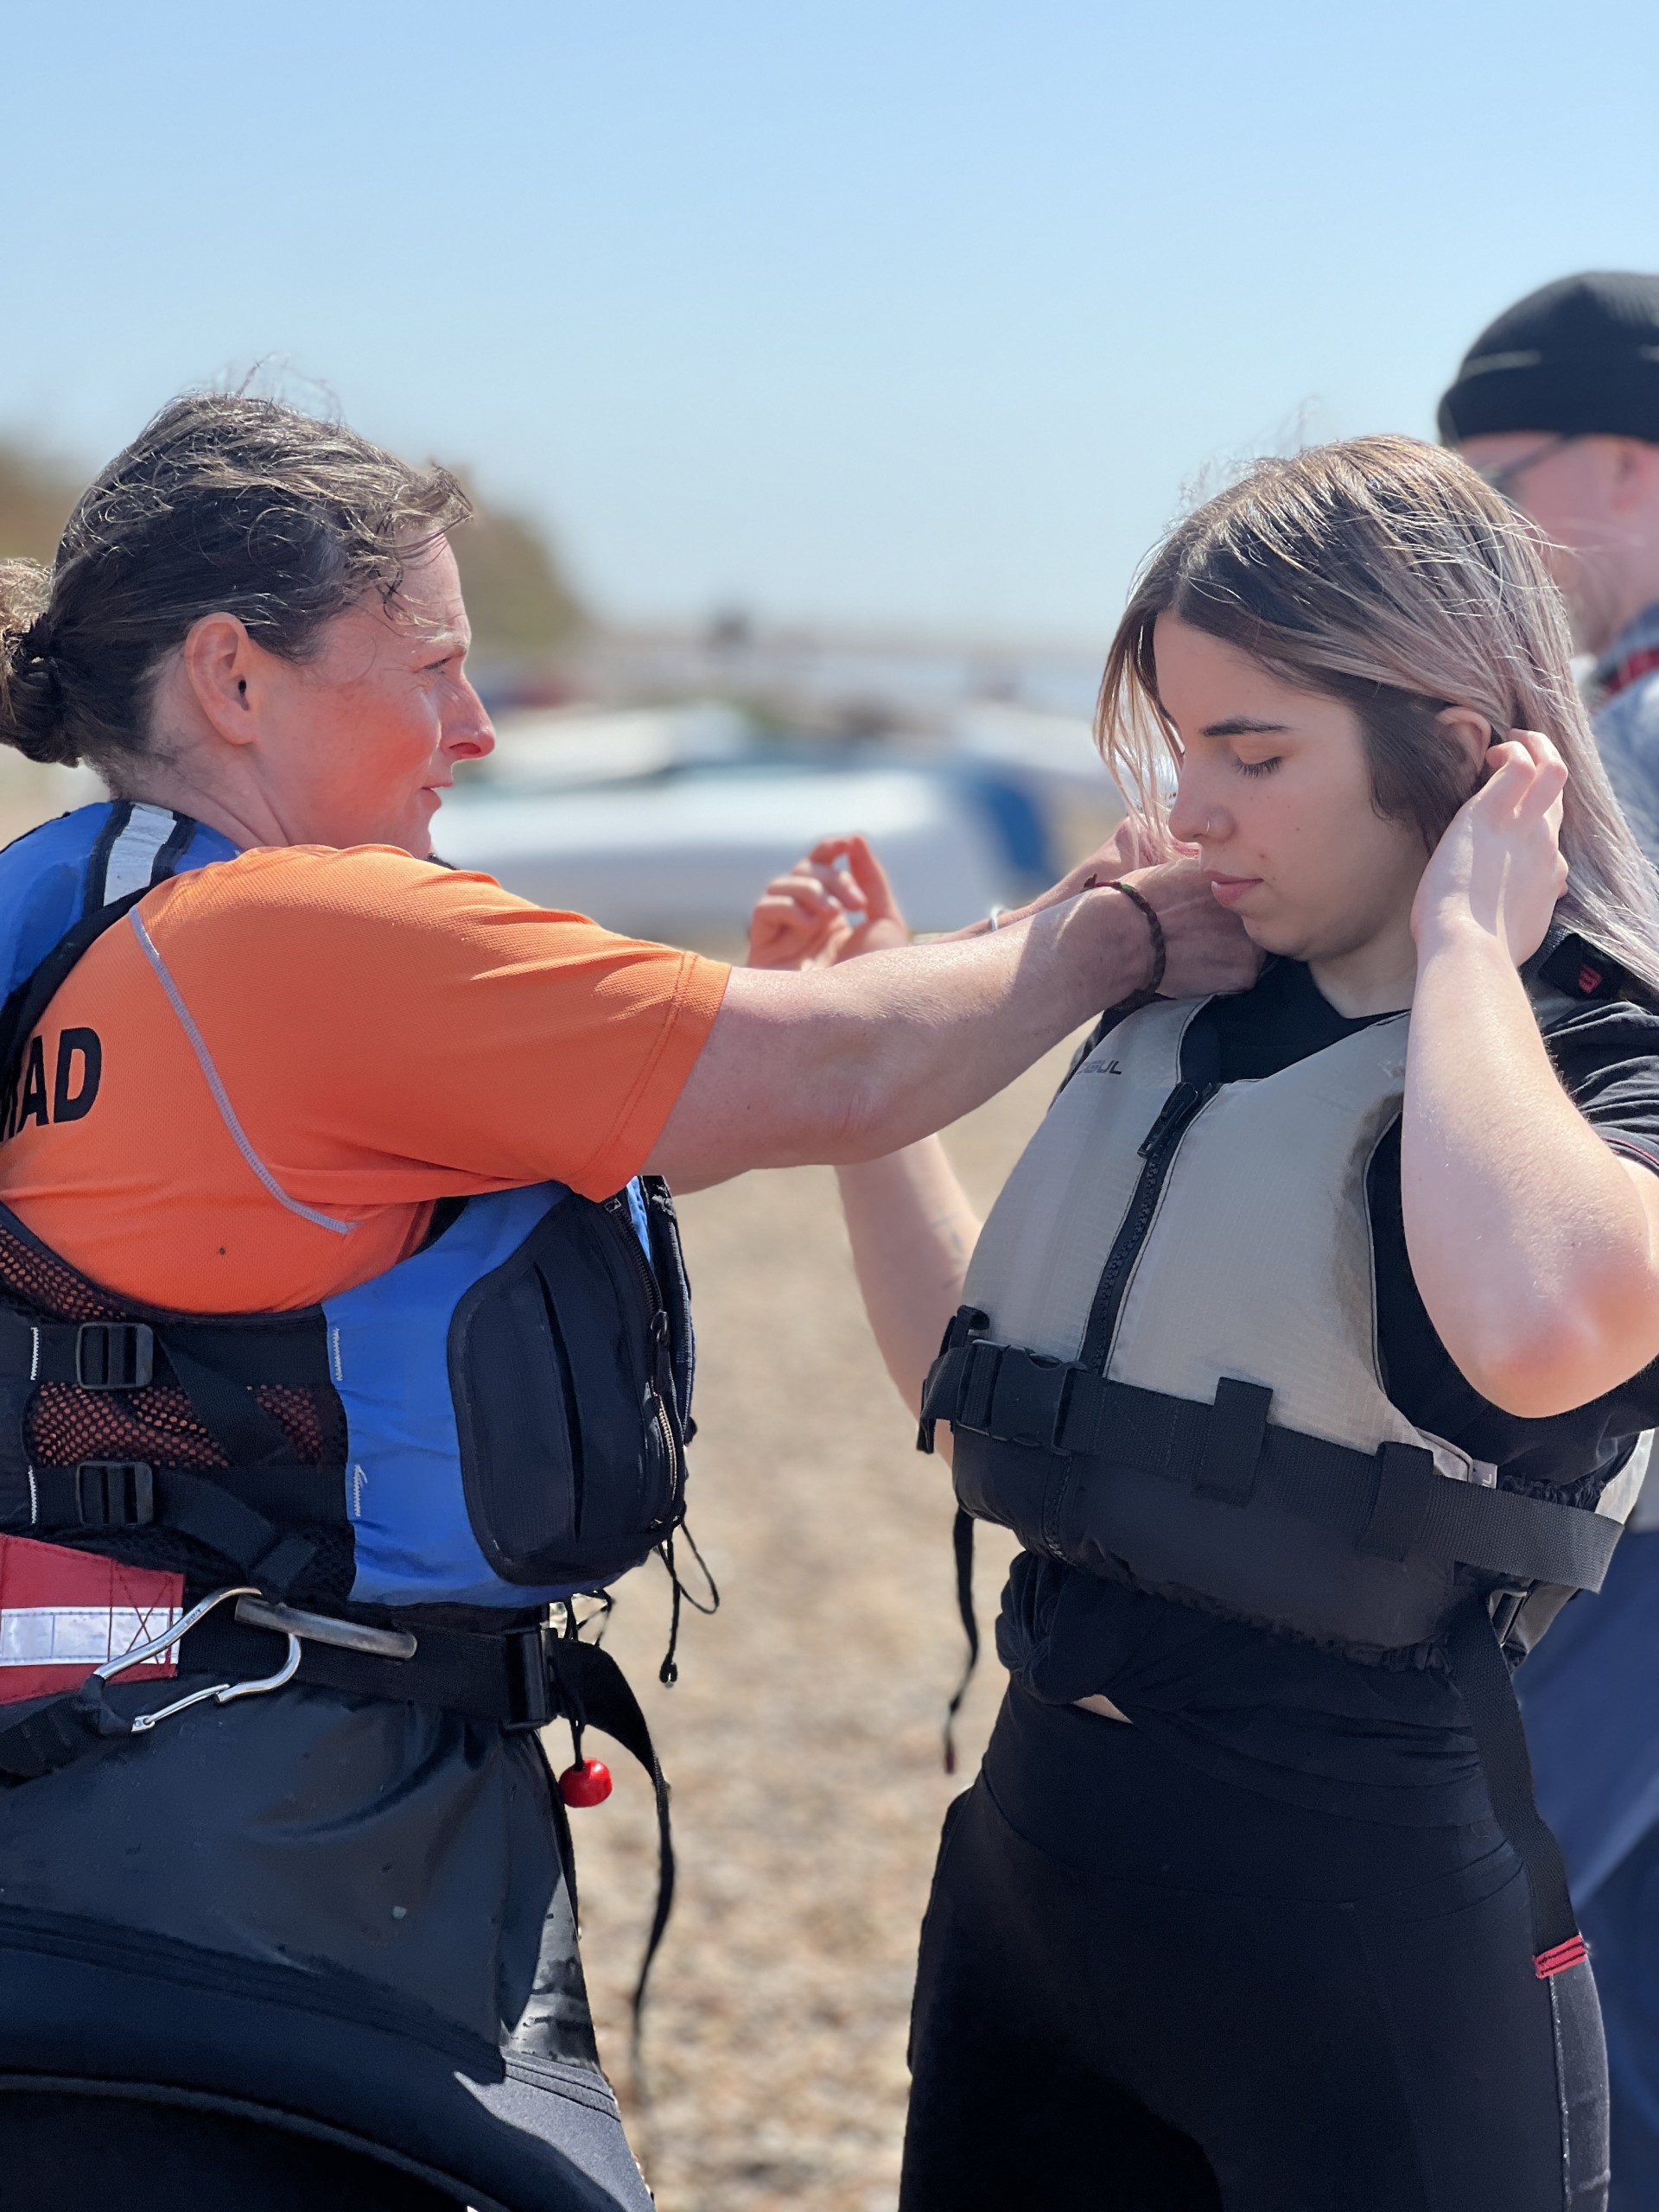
[
  {"x1": 1001, "y1": 811, "x2": 1258, "y2": 998},
  {"x1": 1412, "y1": 728, "x2": 1569, "y2": 969},
  {"x1": 747, "y1": 835, "x2": 911, "y2": 969}
]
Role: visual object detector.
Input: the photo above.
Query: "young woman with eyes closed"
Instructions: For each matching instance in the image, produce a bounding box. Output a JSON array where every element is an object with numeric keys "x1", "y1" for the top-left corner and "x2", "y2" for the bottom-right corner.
[{"x1": 748, "y1": 436, "x2": 1659, "y2": 2211}]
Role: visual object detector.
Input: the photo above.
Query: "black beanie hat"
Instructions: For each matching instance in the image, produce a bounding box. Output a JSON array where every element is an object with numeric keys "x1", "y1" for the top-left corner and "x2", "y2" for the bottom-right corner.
[{"x1": 1438, "y1": 270, "x2": 1659, "y2": 446}]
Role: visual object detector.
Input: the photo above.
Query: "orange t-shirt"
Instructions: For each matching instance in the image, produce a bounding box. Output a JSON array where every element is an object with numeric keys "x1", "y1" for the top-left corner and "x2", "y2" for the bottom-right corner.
[{"x1": 0, "y1": 845, "x2": 728, "y2": 1313}]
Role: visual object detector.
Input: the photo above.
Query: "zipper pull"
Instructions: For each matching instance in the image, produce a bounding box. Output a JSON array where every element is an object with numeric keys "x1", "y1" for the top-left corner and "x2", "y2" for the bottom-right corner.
[{"x1": 1137, "y1": 1080, "x2": 1215, "y2": 1160}]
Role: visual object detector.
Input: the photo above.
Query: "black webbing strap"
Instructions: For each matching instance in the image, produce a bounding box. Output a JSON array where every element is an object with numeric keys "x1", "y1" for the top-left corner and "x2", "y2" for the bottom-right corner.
[
  {"x1": 546, "y1": 1630, "x2": 676, "y2": 2044},
  {"x1": 16, "y1": 1464, "x2": 331, "y2": 1592},
  {"x1": 943, "y1": 1507, "x2": 979, "y2": 1776},
  {"x1": 0, "y1": 1311, "x2": 151, "y2": 1387},
  {"x1": 161, "y1": 1337, "x2": 295, "y2": 1466},
  {"x1": 0, "y1": 1613, "x2": 556, "y2": 1784},
  {"x1": 922, "y1": 1331, "x2": 1622, "y2": 1596},
  {"x1": 1445, "y1": 1602, "x2": 1586, "y2": 1978}
]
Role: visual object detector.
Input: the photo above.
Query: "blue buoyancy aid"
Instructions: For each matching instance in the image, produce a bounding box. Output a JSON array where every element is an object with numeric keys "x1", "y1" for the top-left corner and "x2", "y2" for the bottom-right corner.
[
  {"x1": 0, "y1": 803, "x2": 693, "y2": 2209},
  {"x1": 0, "y1": 801, "x2": 696, "y2": 1618}
]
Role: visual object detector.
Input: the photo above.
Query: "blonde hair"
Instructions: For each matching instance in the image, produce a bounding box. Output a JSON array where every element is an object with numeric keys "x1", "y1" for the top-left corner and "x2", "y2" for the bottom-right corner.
[{"x1": 1097, "y1": 434, "x2": 1659, "y2": 991}]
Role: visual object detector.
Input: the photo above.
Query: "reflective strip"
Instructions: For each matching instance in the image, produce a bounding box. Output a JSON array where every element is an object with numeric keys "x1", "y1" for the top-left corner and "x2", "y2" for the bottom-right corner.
[
  {"x1": 129, "y1": 909, "x2": 355, "y2": 1237},
  {"x1": 101, "y1": 803, "x2": 179, "y2": 905},
  {"x1": 0, "y1": 1603, "x2": 181, "y2": 1668}
]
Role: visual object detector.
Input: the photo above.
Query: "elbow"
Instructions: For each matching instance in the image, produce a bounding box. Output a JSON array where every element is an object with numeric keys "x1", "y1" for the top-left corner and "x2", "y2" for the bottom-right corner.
[
  {"x1": 806, "y1": 1065, "x2": 914, "y2": 1166},
  {"x1": 1457, "y1": 1341, "x2": 1588, "y2": 1421},
  {"x1": 1446, "y1": 1270, "x2": 1659, "y2": 1419}
]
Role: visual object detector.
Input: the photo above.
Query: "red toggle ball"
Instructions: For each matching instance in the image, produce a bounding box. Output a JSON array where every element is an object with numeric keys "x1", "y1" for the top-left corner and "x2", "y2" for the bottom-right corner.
[{"x1": 558, "y1": 1758, "x2": 613, "y2": 1808}]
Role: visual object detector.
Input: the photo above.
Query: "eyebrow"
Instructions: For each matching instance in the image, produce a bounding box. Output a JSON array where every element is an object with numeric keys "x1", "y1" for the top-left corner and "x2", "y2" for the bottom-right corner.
[{"x1": 1199, "y1": 715, "x2": 1289, "y2": 739}]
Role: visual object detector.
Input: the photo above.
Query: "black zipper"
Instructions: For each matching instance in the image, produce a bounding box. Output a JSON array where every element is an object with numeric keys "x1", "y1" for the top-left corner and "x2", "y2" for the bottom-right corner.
[
  {"x1": 1076, "y1": 1079, "x2": 1218, "y2": 1373},
  {"x1": 603, "y1": 1192, "x2": 688, "y2": 1528}
]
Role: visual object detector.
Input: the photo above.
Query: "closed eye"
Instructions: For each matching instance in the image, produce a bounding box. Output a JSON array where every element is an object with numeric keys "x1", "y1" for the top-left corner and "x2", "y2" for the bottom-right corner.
[{"x1": 1236, "y1": 756, "x2": 1281, "y2": 779}]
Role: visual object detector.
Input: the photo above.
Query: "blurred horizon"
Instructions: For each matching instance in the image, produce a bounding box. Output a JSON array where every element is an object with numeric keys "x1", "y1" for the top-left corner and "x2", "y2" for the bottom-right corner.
[{"x1": 3, "y1": 0, "x2": 1656, "y2": 645}]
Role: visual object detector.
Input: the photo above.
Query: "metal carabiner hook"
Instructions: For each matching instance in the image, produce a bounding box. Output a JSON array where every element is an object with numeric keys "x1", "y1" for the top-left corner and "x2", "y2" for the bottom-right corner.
[
  {"x1": 94, "y1": 1583, "x2": 260, "y2": 1681},
  {"x1": 93, "y1": 1583, "x2": 303, "y2": 1736}
]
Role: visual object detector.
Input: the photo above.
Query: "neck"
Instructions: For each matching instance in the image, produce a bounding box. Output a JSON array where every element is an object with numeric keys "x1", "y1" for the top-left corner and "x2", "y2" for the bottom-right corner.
[
  {"x1": 109, "y1": 752, "x2": 286, "y2": 855},
  {"x1": 1583, "y1": 558, "x2": 1659, "y2": 661},
  {"x1": 1306, "y1": 911, "x2": 1419, "y2": 1018}
]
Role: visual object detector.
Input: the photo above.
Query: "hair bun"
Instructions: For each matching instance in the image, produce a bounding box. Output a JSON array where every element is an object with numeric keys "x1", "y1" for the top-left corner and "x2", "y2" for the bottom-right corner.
[{"x1": 0, "y1": 559, "x2": 79, "y2": 766}]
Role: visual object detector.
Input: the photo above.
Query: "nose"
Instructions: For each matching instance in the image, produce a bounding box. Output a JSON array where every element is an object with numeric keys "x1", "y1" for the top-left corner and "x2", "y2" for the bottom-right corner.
[
  {"x1": 444, "y1": 676, "x2": 496, "y2": 763},
  {"x1": 1167, "y1": 769, "x2": 1225, "y2": 848}
]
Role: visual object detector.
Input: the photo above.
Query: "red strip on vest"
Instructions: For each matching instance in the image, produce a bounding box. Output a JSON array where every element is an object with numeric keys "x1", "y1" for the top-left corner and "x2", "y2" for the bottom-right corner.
[{"x1": 0, "y1": 1532, "x2": 183, "y2": 1704}]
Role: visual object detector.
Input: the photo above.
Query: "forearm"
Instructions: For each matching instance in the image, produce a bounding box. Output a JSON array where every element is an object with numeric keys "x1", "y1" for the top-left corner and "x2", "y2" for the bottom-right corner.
[
  {"x1": 1403, "y1": 925, "x2": 1659, "y2": 1414},
  {"x1": 650, "y1": 886, "x2": 1149, "y2": 1185},
  {"x1": 836, "y1": 1141, "x2": 982, "y2": 1414}
]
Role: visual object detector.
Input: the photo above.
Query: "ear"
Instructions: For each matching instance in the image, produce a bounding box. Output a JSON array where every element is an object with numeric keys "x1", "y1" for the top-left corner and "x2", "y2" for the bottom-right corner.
[
  {"x1": 178, "y1": 613, "x2": 264, "y2": 750},
  {"x1": 1612, "y1": 436, "x2": 1659, "y2": 515},
  {"x1": 1434, "y1": 704, "x2": 1496, "y2": 783}
]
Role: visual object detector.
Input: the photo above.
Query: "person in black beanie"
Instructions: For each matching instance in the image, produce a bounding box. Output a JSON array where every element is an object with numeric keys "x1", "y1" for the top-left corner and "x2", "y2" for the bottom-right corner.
[
  {"x1": 1442, "y1": 271, "x2": 1659, "y2": 835},
  {"x1": 1444, "y1": 273, "x2": 1659, "y2": 2208}
]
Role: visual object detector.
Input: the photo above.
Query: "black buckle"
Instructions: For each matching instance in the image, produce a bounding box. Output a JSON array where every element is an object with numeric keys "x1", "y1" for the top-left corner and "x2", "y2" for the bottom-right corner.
[
  {"x1": 957, "y1": 1339, "x2": 1003, "y2": 1433},
  {"x1": 504, "y1": 1625, "x2": 555, "y2": 1732},
  {"x1": 75, "y1": 1321, "x2": 155, "y2": 1390},
  {"x1": 74, "y1": 1460, "x2": 155, "y2": 1528}
]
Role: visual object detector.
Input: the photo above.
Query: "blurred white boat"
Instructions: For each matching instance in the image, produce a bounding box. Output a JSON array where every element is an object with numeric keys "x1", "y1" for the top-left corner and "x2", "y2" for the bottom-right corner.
[
  {"x1": 438, "y1": 699, "x2": 1122, "y2": 940},
  {"x1": 439, "y1": 760, "x2": 1012, "y2": 938}
]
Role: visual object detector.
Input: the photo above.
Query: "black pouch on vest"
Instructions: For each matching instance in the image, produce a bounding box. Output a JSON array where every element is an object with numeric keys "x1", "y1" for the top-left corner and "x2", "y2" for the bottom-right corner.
[{"x1": 448, "y1": 1186, "x2": 692, "y2": 1587}]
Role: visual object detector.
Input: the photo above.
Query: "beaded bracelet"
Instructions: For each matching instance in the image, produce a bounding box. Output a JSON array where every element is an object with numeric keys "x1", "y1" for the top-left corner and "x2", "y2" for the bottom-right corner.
[{"x1": 1105, "y1": 877, "x2": 1166, "y2": 1004}]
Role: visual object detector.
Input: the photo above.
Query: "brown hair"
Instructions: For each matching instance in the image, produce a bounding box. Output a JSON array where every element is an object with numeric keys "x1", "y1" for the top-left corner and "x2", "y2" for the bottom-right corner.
[
  {"x1": 1097, "y1": 435, "x2": 1659, "y2": 988},
  {"x1": 0, "y1": 394, "x2": 471, "y2": 777}
]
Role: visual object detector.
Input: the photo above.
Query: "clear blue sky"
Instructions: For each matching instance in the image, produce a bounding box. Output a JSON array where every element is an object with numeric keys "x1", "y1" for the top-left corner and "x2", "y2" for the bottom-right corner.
[{"x1": 3, "y1": 1, "x2": 1655, "y2": 639}]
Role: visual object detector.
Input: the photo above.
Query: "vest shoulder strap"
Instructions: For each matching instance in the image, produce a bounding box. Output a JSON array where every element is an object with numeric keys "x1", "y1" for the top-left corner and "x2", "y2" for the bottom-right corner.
[{"x1": 0, "y1": 805, "x2": 206, "y2": 1101}]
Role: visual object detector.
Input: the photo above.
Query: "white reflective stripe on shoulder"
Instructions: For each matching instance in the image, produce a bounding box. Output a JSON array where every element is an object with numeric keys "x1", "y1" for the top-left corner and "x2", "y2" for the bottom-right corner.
[
  {"x1": 129, "y1": 909, "x2": 356, "y2": 1238},
  {"x1": 0, "y1": 1603, "x2": 181, "y2": 1668},
  {"x1": 102, "y1": 804, "x2": 180, "y2": 905}
]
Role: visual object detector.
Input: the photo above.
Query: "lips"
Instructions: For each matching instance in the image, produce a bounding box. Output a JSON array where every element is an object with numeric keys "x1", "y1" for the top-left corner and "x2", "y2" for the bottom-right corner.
[{"x1": 1206, "y1": 873, "x2": 1261, "y2": 908}]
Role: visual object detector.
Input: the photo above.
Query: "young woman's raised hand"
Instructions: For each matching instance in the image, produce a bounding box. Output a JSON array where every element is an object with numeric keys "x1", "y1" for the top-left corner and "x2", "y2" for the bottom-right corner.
[
  {"x1": 746, "y1": 834, "x2": 911, "y2": 969},
  {"x1": 1413, "y1": 728, "x2": 1570, "y2": 970}
]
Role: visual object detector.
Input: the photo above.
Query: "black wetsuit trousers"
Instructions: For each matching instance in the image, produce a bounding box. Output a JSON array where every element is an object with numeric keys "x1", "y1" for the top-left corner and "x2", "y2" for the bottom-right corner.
[{"x1": 901, "y1": 1686, "x2": 1610, "y2": 2212}]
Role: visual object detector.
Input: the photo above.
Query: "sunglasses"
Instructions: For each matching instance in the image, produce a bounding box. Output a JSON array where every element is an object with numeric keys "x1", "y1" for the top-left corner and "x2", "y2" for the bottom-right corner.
[{"x1": 1473, "y1": 434, "x2": 1578, "y2": 505}]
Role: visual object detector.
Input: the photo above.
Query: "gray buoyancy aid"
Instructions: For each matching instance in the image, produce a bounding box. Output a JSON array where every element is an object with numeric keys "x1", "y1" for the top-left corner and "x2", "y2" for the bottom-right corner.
[
  {"x1": 0, "y1": 803, "x2": 699, "y2": 2209},
  {"x1": 919, "y1": 964, "x2": 1653, "y2": 1978}
]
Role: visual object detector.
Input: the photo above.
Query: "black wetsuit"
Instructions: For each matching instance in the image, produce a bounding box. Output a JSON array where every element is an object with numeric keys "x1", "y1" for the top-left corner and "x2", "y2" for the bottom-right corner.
[
  {"x1": 902, "y1": 957, "x2": 1659, "y2": 2211},
  {"x1": 905, "y1": 1688, "x2": 1607, "y2": 2210}
]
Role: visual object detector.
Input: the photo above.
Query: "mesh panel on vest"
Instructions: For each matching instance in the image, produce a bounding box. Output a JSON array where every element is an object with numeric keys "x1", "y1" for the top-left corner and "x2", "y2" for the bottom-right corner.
[
  {"x1": 0, "y1": 1211, "x2": 353, "y2": 1605},
  {"x1": 26, "y1": 1381, "x2": 340, "y2": 1474},
  {"x1": 0, "y1": 1217, "x2": 125, "y2": 1322}
]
